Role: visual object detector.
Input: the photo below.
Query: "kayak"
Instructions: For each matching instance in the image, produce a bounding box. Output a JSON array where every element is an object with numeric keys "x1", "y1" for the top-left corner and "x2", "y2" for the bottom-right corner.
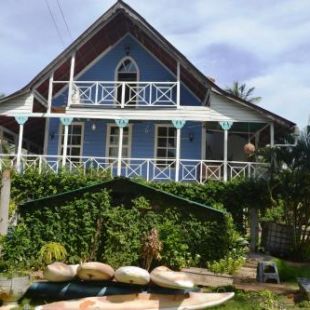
[
  {"x1": 25, "y1": 280, "x2": 199, "y2": 301},
  {"x1": 35, "y1": 292, "x2": 235, "y2": 310}
]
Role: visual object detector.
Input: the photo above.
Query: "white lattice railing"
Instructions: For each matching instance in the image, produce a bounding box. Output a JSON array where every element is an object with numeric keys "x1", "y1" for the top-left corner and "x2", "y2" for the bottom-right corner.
[
  {"x1": 53, "y1": 81, "x2": 179, "y2": 107},
  {"x1": 0, "y1": 154, "x2": 270, "y2": 182}
]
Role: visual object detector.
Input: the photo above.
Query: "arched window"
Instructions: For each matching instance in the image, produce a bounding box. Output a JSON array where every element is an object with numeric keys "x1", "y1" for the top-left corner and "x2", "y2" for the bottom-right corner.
[{"x1": 116, "y1": 57, "x2": 139, "y2": 106}]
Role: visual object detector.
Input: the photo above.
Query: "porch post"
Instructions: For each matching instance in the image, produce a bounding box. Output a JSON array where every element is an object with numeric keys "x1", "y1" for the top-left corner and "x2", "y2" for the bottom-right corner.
[
  {"x1": 115, "y1": 119, "x2": 129, "y2": 177},
  {"x1": 172, "y1": 120, "x2": 186, "y2": 182},
  {"x1": 68, "y1": 53, "x2": 76, "y2": 107},
  {"x1": 47, "y1": 73, "x2": 54, "y2": 113},
  {"x1": 60, "y1": 117, "x2": 74, "y2": 167},
  {"x1": 219, "y1": 121, "x2": 233, "y2": 182},
  {"x1": 15, "y1": 115, "x2": 29, "y2": 173},
  {"x1": 176, "y1": 61, "x2": 181, "y2": 108},
  {"x1": 270, "y1": 123, "x2": 274, "y2": 147}
]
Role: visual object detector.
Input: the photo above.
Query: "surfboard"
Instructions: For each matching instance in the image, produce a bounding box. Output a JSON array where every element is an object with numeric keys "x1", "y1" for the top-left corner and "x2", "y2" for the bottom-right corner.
[
  {"x1": 115, "y1": 266, "x2": 150, "y2": 285},
  {"x1": 150, "y1": 266, "x2": 195, "y2": 289},
  {"x1": 77, "y1": 262, "x2": 114, "y2": 281},
  {"x1": 43, "y1": 262, "x2": 79, "y2": 282},
  {"x1": 35, "y1": 292, "x2": 234, "y2": 310}
]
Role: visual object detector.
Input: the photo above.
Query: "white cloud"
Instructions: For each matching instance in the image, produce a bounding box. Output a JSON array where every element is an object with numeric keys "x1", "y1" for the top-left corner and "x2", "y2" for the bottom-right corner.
[{"x1": 0, "y1": 0, "x2": 309, "y2": 127}]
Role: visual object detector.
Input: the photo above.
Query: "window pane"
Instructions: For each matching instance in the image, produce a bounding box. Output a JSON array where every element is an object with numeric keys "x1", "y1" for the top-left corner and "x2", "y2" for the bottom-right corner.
[
  {"x1": 168, "y1": 127, "x2": 176, "y2": 136},
  {"x1": 123, "y1": 136, "x2": 129, "y2": 145},
  {"x1": 71, "y1": 136, "x2": 81, "y2": 145},
  {"x1": 109, "y1": 147, "x2": 118, "y2": 157},
  {"x1": 122, "y1": 148, "x2": 128, "y2": 157},
  {"x1": 72, "y1": 125, "x2": 81, "y2": 135},
  {"x1": 110, "y1": 127, "x2": 119, "y2": 135},
  {"x1": 158, "y1": 138, "x2": 166, "y2": 147},
  {"x1": 110, "y1": 135, "x2": 118, "y2": 144},
  {"x1": 158, "y1": 127, "x2": 167, "y2": 136},
  {"x1": 70, "y1": 147, "x2": 81, "y2": 156},
  {"x1": 157, "y1": 148, "x2": 166, "y2": 157},
  {"x1": 167, "y1": 149, "x2": 176, "y2": 158},
  {"x1": 168, "y1": 138, "x2": 175, "y2": 147}
]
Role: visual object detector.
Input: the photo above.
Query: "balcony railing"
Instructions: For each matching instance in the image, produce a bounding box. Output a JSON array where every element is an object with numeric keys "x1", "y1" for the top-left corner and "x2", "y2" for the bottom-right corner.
[
  {"x1": 53, "y1": 81, "x2": 179, "y2": 108},
  {"x1": 0, "y1": 154, "x2": 270, "y2": 183}
]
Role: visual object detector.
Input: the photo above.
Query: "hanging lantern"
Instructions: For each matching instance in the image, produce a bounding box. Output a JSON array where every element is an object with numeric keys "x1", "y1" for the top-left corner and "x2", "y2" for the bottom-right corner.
[{"x1": 244, "y1": 142, "x2": 256, "y2": 155}]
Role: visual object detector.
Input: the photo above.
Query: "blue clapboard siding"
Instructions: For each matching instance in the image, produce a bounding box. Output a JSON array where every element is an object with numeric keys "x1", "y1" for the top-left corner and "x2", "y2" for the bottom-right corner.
[
  {"x1": 47, "y1": 119, "x2": 202, "y2": 161},
  {"x1": 52, "y1": 34, "x2": 201, "y2": 107}
]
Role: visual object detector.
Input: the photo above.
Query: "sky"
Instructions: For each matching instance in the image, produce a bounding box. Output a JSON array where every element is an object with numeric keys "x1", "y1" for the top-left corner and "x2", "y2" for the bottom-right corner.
[{"x1": 0, "y1": 0, "x2": 309, "y2": 128}]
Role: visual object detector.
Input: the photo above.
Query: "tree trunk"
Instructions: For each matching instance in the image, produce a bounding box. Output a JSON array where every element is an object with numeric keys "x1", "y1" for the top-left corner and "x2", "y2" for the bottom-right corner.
[
  {"x1": 0, "y1": 169, "x2": 11, "y2": 235},
  {"x1": 249, "y1": 207, "x2": 258, "y2": 252}
]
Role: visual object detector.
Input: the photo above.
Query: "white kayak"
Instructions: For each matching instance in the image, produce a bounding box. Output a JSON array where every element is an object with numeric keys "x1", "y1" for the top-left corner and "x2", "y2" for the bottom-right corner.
[
  {"x1": 115, "y1": 266, "x2": 150, "y2": 285},
  {"x1": 35, "y1": 292, "x2": 235, "y2": 310},
  {"x1": 151, "y1": 266, "x2": 195, "y2": 289},
  {"x1": 77, "y1": 262, "x2": 114, "y2": 281},
  {"x1": 44, "y1": 262, "x2": 79, "y2": 282}
]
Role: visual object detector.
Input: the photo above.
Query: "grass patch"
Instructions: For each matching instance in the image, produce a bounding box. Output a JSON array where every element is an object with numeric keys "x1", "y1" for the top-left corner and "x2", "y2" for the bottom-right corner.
[{"x1": 273, "y1": 258, "x2": 310, "y2": 282}]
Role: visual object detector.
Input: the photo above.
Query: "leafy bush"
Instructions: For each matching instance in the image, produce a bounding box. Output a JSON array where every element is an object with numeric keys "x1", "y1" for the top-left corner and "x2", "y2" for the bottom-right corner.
[
  {"x1": 207, "y1": 255, "x2": 245, "y2": 275},
  {"x1": 11, "y1": 168, "x2": 111, "y2": 203},
  {"x1": 1, "y1": 192, "x2": 238, "y2": 271}
]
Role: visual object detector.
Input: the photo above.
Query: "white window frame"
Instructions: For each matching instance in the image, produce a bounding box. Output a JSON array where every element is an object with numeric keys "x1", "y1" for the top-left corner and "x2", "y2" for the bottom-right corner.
[
  {"x1": 154, "y1": 124, "x2": 177, "y2": 164},
  {"x1": 58, "y1": 122, "x2": 84, "y2": 159},
  {"x1": 105, "y1": 123, "x2": 133, "y2": 159}
]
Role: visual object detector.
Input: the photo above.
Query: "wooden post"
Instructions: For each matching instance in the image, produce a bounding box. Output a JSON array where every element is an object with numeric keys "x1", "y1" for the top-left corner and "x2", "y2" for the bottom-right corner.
[
  {"x1": 176, "y1": 61, "x2": 181, "y2": 108},
  {"x1": 60, "y1": 117, "x2": 74, "y2": 167},
  {"x1": 68, "y1": 53, "x2": 76, "y2": 107},
  {"x1": 219, "y1": 121, "x2": 233, "y2": 182},
  {"x1": 115, "y1": 119, "x2": 129, "y2": 176},
  {"x1": 15, "y1": 115, "x2": 28, "y2": 173},
  {"x1": 0, "y1": 169, "x2": 11, "y2": 235},
  {"x1": 172, "y1": 120, "x2": 186, "y2": 182},
  {"x1": 270, "y1": 123, "x2": 274, "y2": 147},
  {"x1": 249, "y1": 207, "x2": 258, "y2": 252}
]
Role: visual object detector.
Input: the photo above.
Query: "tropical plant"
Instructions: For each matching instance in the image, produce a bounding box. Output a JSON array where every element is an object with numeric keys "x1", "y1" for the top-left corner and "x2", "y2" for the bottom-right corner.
[
  {"x1": 225, "y1": 81, "x2": 261, "y2": 103},
  {"x1": 39, "y1": 242, "x2": 67, "y2": 265}
]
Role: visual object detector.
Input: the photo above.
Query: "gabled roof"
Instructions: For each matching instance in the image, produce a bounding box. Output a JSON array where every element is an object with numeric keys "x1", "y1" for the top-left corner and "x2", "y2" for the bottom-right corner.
[
  {"x1": 20, "y1": 177, "x2": 225, "y2": 220},
  {"x1": 2, "y1": 0, "x2": 295, "y2": 128}
]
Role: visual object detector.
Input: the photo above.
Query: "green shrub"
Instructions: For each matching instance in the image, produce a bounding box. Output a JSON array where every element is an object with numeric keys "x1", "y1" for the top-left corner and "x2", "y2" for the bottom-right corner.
[{"x1": 2, "y1": 191, "x2": 238, "y2": 271}]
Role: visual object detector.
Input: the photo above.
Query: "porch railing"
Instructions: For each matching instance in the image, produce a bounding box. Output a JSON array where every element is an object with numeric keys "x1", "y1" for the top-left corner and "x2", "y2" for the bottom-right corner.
[
  {"x1": 0, "y1": 154, "x2": 270, "y2": 183},
  {"x1": 53, "y1": 81, "x2": 179, "y2": 107}
]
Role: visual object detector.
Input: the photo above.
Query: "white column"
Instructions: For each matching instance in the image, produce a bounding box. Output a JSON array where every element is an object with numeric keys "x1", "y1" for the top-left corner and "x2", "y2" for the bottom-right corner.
[
  {"x1": 172, "y1": 120, "x2": 186, "y2": 182},
  {"x1": 219, "y1": 121, "x2": 233, "y2": 182},
  {"x1": 15, "y1": 116, "x2": 28, "y2": 173},
  {"x1": 60, "y1": 117, "x2": 73, "y2": 168},
  {"x1": 223, "y1": 129, "x2": 228, "y2": 182},
  {"x1": 115, "y1": 119, "x2": 129, "y2": 177},
  {"x1": 176, "y1": 61, "x2": 181, "y2": 108},
  {"x1": 68, "y1": 53, "x2": 76, "y2": 107},
  {"x1": 47, "y1": 73, "x2": 54, "y2": 113},
  {"x1": 270, "y1": 123, "x2": 274, "y2": 147}
]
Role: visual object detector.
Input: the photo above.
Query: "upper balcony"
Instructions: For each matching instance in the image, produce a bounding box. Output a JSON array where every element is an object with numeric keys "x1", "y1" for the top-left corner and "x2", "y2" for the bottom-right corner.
[{"x1": 53, "y1": 81, "x2": 180, "y2": 109}]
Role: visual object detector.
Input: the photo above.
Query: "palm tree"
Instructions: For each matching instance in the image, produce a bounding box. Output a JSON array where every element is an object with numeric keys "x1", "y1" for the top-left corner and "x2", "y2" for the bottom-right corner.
[
  {"x1": 0, "y1": 93, "x2": 5, "y2": 99},
  {"x1": 226, "y1": 81, "x2": 261, "y2": 103}
]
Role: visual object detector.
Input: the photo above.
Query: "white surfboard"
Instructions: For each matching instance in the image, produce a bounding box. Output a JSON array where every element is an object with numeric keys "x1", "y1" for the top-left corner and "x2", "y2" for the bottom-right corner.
[
  {"x1": 77, "y1": 262, "x2": 114, "y2": 281},
  {"x1": 44, "y1": 262, "x2": 79, "y2": 282},
  {"x1": 150, "y1": 266, "x2": 195, "y2": 289},
  {"x1": 115, "y1": 266, "x2": 150, "y2": 285}
]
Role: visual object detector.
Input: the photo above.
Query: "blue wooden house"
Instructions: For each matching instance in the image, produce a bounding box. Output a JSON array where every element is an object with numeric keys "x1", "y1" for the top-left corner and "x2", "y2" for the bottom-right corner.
[{"x1": 0, "y1": 1, "x2": 297, "y2": 182}]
